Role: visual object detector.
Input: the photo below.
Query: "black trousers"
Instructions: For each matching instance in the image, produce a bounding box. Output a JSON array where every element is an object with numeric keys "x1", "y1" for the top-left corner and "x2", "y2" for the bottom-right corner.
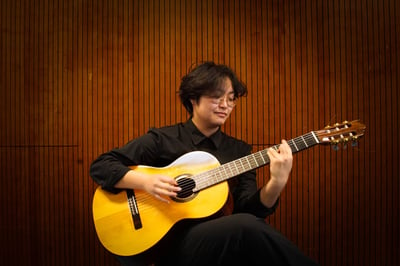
[{"x1": 117, "y1": 213, "x2": 319, "y2": 266}]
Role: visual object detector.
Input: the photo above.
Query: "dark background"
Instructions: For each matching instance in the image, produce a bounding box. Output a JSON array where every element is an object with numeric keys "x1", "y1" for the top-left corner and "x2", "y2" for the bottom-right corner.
[{"x1": 1, "y1": 0, "x2": 399, "y2": 265}]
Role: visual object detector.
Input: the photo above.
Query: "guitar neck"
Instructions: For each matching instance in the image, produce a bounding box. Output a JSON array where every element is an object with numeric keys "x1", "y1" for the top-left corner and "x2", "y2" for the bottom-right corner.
[{"x1": 193, "y1": 131, "x2": 319, "y2": 192}]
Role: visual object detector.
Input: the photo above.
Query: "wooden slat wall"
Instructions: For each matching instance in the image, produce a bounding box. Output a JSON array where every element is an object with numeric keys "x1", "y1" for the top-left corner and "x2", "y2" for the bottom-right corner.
[{"x1": 0, "y1": 0, "x2": 399, "y2": 265}]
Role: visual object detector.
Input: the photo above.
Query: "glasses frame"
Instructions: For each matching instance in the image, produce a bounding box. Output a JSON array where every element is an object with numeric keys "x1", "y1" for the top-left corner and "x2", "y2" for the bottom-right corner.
[{"x1": 206, "y1": 95, "x2": 237, "y2": 108}]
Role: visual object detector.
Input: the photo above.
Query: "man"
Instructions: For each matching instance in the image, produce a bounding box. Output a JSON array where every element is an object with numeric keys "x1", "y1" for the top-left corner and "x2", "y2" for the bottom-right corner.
[{"x1": 90, "y1": 61, "x2": 318, "y2": 266}]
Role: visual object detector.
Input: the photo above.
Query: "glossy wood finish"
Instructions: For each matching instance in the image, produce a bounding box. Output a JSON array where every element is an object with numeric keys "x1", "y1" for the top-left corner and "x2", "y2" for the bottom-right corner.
[{"x1": 1, "y1": 0, "x2": 399, "y2": 265}]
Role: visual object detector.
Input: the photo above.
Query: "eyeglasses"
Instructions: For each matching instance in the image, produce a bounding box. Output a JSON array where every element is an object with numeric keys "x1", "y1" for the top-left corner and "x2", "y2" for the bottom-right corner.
[{"x1": 207, "y1": 95, "x2": 237, "y2": 108}]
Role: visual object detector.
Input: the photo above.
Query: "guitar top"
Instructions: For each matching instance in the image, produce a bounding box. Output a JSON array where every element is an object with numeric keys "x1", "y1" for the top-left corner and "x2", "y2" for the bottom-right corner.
[{"x1": 92, "y1": 119, "x2": 366, "y2": 256}]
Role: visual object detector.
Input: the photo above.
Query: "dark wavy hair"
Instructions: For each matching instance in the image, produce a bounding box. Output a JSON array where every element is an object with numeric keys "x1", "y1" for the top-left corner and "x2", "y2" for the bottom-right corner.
[{"x1": 179, "y1": 61, "x2": 247, "y2": 115}]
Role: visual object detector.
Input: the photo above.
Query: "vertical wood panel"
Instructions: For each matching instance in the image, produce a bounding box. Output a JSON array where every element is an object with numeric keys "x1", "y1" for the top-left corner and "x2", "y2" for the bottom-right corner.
[{"x1": 0, "y1": 0, "x2": 399, "y2": 265}]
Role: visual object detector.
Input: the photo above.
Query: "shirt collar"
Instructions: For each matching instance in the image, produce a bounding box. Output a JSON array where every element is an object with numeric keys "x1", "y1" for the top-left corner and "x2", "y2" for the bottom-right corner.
[{"x1": 185, "y1": 119, "x2": 223, "y2": 148}]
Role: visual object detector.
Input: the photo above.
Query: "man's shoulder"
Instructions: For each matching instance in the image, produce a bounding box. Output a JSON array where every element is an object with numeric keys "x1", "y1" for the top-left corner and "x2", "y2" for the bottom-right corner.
[{"x1": 148, "y1": 122, "x2": 183, "y2": 137}]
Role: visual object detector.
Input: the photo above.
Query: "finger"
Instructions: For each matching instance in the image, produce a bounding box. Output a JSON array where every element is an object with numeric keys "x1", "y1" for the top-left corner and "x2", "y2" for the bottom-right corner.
[
  {"x1": 280, "y1": 140, "x2": 291, "y2": 154},
  {"x1": 154, "y1": 194, "x2": 170, "y2": 203},
  {"x1": 267, "y1": 146, "x2": 278, "y2": 157},
  {"x1": 159, "y1": 176, "x2": 179, "y2": 186},
  {"x1": 170, "y1": 185, "x2": 182, "y2": 192},
  {"x1": 155, "y1": 185, "x2": 180, "y2": 199},
  {"x1": 157, "y1": 181, "x2": 181, "y2": 192}
]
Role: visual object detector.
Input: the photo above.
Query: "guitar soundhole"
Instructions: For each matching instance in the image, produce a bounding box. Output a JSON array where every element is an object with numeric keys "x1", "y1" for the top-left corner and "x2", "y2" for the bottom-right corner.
[{"x1": 174, "y1": 175, "x2": 196, "y2": 202}]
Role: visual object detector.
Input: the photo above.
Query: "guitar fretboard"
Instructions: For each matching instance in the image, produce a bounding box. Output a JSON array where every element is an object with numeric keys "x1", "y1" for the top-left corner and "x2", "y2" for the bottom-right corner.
[{"x1": 193, "y1": 131, "x2": 319, "y2": 192}]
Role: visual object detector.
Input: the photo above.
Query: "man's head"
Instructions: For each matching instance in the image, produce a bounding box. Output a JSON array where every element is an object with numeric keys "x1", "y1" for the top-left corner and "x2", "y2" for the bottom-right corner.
[{"x1": 179, "y1": 61, "x2": 247, "y2": 115}]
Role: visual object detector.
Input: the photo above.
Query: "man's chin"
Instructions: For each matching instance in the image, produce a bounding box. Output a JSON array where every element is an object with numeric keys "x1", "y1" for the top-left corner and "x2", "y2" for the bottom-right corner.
[{"x1": 213, "y1": 118, "x2": 227, "y2": 126}]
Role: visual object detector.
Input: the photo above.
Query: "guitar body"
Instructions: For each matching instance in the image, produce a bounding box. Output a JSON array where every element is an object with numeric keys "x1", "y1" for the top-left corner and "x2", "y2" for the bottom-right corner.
[
  {"x1": 92, "y1": 120, "x2": 366, "y2": 257},
  {"x1": 92, "y1": 151, "x2": 229, "y2": 256}
]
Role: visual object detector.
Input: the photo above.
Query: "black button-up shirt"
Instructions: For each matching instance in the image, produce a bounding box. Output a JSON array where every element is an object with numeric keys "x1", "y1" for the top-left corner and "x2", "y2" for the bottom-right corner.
[{"x1": 90, "y1": 119, "x2": 277, "y2": 218}]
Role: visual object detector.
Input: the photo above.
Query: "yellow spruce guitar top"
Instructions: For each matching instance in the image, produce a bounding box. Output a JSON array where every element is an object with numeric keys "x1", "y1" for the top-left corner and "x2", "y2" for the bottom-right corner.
[{"x1": 92, "y1": 120, "x2": 365, "y2": 256}]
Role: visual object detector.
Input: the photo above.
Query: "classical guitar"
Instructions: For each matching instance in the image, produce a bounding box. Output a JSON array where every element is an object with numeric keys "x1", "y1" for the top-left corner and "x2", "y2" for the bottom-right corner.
[{"x1": 92, "y1": 120, "x2": 366, "y2": 256}]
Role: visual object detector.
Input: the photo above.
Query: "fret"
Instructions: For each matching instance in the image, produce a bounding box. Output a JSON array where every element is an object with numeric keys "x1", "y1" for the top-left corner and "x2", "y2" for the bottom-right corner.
[
  {"x1": 289, "y1": 139, "x2": 299, "y2": 152},
  {"x1": 222, "y1": 164, "x2": 228, "y2": 177},
  {"x1": 194, "y1": 131, "x2": 320, "y2": 191},
  {"x1": 243, "y1": 157, "x2": 249, "y2": 171},
  {"x1": 254, "y1": 152, "x2": 265, "y2": 166},
  {"x1": 213, "y1": 169, "x2": 220, "y2": 184},
  {"x1": 245, "y1": 157, "x2": 251, "y2": 170},
  {"x1": 248, "y1": 154, "x2": 256, "y2": 168},
  {"x1": 258, "y1": 151, "x2": 266, "y2": 164},
  {"x1": 305, "y1": 133, "x2": 317, "y2": 146},
  {"x1": 233, "y1": 160, "x2": 240, "y2": 176},
  {"x1": 295, "y1": 136, "x2": 307, "y2": 150},
  {"x1": 222, "y1": 164, "x2": 229, "y2": 178},
  {"x1": 207, "y1": 172, "x2": 214, "y2": 187},
  {"x1": 250, "y1": 155, "x2": 258, "y2": 168},
  {"x1": 224, "y1": 164, "x2": 233, "y2": 180},
  {"x1": 214, "y1": 169, "x2": 221, "y2": 184},
  {"x1": 239, "y1": 158, "x2": 245, "y2": 173},
  {"x1": 197, "y1": 172, "x2": 208, "y2": 189},
  {"x1": 301, "y1": 135, "x2": 308, "y2": 148},
  {"x1": 261, "y1": 149, "x2": 269, "y2": 164},
  {"x1": 311, "y1": 131, "x2": 319, "y2": 143},
  {"x1": 247, "y1": 156, "x2": 253, "y2": 169},
  {"x1": 226, "y1": 162, "x2": 234, "y2": 177},
  {"x1": 250, "y1": 153, "x2": 261, "y2": 168}
]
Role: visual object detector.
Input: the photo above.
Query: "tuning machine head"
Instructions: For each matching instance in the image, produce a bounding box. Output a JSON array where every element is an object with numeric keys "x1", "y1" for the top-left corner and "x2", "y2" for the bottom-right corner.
[{"x1": 332, "y1": 144, "x2": 340, "y2": 151}]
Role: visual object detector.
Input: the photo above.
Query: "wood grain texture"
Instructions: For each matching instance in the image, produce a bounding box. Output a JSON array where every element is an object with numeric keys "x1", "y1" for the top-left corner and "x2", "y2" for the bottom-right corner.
[{"x1": 0, "y1": 0, "x2": 399, "y2": 265}]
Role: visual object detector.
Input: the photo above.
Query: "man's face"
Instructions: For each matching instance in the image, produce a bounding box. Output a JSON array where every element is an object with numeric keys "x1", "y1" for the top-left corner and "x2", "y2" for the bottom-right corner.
[{"x1": 191, "y1": 78, "x2": 236, "y2": 129}]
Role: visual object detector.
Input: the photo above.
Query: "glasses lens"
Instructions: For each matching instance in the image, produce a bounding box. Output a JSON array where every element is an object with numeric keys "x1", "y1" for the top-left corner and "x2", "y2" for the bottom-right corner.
[
  {"x1": 227, "y1": 98, "x2": 236, "y2": 107},
  {"x1": 207, "y1": 95, "x2": 236, "y2": 107}
]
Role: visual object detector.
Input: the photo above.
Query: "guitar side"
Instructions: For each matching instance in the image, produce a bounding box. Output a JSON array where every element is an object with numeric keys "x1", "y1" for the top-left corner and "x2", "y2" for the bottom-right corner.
[
  {"x1": 92, "y1": 151, "x2": 229, "y2": 256},
  {"x1": 92, "y1": 119, "x2": 366, "y2": 256}
]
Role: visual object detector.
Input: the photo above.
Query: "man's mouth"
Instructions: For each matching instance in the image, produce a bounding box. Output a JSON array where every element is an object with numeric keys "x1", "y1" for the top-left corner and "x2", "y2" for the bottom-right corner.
[{"x1": 215, "y1": 112, "x2": 227, "y2": 118}]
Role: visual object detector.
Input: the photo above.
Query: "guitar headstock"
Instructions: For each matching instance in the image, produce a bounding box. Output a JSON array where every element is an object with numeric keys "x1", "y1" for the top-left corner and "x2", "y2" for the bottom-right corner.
[{"x1": 314, "y1": 120, "x2": 366, "y2": 149}]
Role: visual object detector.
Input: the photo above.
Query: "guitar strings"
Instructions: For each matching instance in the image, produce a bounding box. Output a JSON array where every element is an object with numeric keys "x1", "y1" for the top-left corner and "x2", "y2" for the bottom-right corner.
[
  {"x1": 190, "y1": 133, "x2": 317, "y2": 190},
  {"x1": 135, "y1": 133, "x2": 318, "y2": 209},
  {"x1": 168, "y1": 133, "x2": 318, "y2": 192},
  {"x1": 142, "y1": 124, "x2": 359, "y2": 203},
  {"x1": 132, "y1": 126, "x2": 364, "y2": 213}
]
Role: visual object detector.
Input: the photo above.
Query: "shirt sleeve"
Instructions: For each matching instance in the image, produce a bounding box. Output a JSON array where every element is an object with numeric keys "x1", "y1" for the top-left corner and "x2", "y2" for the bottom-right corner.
[
  {"x1": 229, "y1": 144, "x2": 279, "y2": 218},
  {"x1": 231, "y1": 171, "x2": 279, "y2": 218},
  {"x1": 89, "y1": 129, "x2": 163, "y2": 193}
]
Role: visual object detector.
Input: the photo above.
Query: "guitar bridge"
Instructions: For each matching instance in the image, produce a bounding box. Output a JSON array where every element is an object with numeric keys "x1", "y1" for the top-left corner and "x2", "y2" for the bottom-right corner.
[{"x1": 127, "y1": 189, "x2": 143, "y2": 230}]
